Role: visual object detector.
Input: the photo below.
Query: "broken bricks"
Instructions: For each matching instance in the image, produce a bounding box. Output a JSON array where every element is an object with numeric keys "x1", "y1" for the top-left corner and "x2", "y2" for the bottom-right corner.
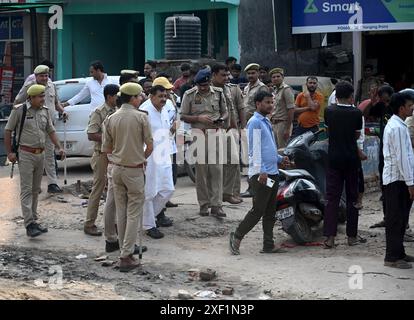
[
  {"x1": 178, "y1": 289, "x2": 193, "y2": 300},
  {"x1": 222, "y1": 287, "x2": 234, "y2": 296},
  {"x1": 199, "y1": 268, "x2": 217, "y2": 282}
]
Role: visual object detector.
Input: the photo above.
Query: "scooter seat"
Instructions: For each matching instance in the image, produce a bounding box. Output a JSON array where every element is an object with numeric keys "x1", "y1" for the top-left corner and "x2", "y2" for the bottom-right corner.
[{"x1": 279, "y1": 169, "x2": 315, "y2": 182}]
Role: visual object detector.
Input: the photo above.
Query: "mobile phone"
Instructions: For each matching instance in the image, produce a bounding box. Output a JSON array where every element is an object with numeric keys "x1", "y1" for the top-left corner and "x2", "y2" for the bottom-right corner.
[{"x1": 258, "y1": 176, "x2": 275, "y2": 188}]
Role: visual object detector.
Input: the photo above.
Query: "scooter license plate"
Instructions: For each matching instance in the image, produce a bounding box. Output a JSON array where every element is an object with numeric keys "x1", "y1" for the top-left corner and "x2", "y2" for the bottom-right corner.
[{"x1": 276, "y1": 207, "x2": 294, "y2": 220}]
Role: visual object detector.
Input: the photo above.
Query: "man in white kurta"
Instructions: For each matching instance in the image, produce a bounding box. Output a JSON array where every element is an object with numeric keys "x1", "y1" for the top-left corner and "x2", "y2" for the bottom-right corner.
[{"x1": 140, "y1": 85, "x2": 175, "y2": 239}]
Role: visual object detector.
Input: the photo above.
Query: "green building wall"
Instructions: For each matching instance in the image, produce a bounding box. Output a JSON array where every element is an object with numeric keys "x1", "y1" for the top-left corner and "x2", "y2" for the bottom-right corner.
[{"x1": 49, "y1": 0, "x2": 240, "y2": 79}]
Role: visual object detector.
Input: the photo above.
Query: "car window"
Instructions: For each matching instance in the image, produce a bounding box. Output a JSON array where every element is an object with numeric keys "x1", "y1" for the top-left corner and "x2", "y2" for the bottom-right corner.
[
  {"x1": 290, "y1": 85, "x2": 303, "y2": 98},
  {"x1": 56, "y1": 83, "x2": 91, "y2": 104}
]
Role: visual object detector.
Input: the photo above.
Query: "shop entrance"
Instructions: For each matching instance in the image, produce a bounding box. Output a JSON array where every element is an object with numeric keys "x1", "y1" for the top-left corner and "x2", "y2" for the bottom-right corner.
[{"x1": 364, "y1": 31, "x2": 414, "y2": 90}]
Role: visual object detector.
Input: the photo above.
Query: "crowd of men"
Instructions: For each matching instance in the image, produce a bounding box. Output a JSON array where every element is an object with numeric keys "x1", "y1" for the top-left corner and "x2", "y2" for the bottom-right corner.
[{"x1": 4, "y1": 57, "x2": 414, "y2": 272}]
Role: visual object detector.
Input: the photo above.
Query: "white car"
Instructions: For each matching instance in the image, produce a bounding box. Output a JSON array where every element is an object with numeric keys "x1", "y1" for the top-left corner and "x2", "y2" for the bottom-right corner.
[{"x1": 53, "y1": 76, "x2": 143, "y2": 157}]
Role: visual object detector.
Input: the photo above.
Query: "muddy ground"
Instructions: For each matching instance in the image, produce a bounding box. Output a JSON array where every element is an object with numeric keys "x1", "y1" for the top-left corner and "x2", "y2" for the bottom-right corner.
[{"x1": 0, "y1": 158, "x2": 413, "y2": 300}]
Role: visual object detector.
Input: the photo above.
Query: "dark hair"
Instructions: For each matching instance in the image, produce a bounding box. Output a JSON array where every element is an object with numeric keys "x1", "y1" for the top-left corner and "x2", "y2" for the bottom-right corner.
[
  {"x1": 262, "y1": 77, "x2": 272, "y2": 86},
  {"x1": 306, "y1": 76, "x2": 318, "y2": 83},
  {"x1": 335, "y1": 81, "x2": 354, "y2": 100},
  {"x1": 254, "y1": 90, "x2": 273, "y2": 104},
  {"x1": 104, "y1": 84, "x2": 119, "y2": 100},
  {"x1": 120, "y1": 93, "x2": 136, "y2": 104},
  {"x1": 150, "y1": 85, "x2": 166, "y2": 96},
  {"x1": 145, "y1": 60, "x2": 156, "y2": 69},
  {"x1": 259, "y1": 66, "x2": 269, "y2": 72},
  {"x1": 225, "y1": 56, "x2": 237, "y2": 65},
  {"x1": 378, "y1": 85, "x2": 394, "y2": 97},
  {"x1": 390, "y1": 92, "x2": 414, "y2": 115},
  {"x1": 230, "y1": 63, "x2": 242, "y2": 72},
  {"x1": 119, "y1": 74, "x2": 137, "y2": 85},
  {"x1": 181, "y1": 63, "x2": 191, "y2": 72},
  {"x1": 40, "y1": 59, "x2": 54, "y2": 69},
  {"x1": 90, "y1": 60, "x2": 104, "y2": 72},
  {"x1": 211, "y1": 63, "x2": 228, "y2": 74}
]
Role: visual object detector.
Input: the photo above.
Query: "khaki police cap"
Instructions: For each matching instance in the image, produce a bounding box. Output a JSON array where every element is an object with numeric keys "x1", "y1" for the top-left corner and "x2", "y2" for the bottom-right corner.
[
  {"x1": 244, "y1": 63, "x2": 260, "y2": 72},
  {"x1": 121, "y1": 69, "x2": 139, "y2": 76},
  {"x1": 27, "y1": 84, "x2": 46, "y2": 96},
  {"x1": 269, "y1": 68, "x2": 285, "y2": 76},
  {"x1": 34, "y1": 65, "x2": 50, "y2": 75},
  {"x1": 119, "y1": 82, "x2": 142, "y2": 96},
  {"x1": 152, "y1": 77, "x2": 173, "y2": 89}
]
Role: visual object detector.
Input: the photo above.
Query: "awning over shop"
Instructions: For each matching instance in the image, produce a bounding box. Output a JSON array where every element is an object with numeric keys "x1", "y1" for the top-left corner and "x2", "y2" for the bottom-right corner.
[{"x1": 0, "y1": 2, "x2": 64, "y2": 13}]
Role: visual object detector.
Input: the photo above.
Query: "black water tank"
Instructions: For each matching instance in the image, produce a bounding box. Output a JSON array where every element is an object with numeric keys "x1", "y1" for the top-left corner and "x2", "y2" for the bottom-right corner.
[{"x1": 165, "y1": 14, "x2": 201, "y2": 60}]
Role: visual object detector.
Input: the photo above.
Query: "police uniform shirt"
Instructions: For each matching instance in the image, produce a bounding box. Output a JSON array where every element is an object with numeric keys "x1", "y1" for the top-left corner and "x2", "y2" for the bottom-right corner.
[
  {"x1": 243, "y1": 80, "x2": 267, "y2": 117},
  {"x1": 14, "y1": 79, "x2": 60, "y2": 123},
  {"x1": 102, "y1": 103, "x2": 153, "y2": 167},
  {"x1": 271, "y1": 82, "x2": 295, "y2": 121},
  {"x1": 180, "y1": 86, "x2": 228, "y2": 130},
  {"x1": 5, "y1": 101, "x2": 55, "y2": 149},
  {"x1": 225, "y1": 83, "x2": 244, "y2": 126},
  {"x1": 87, "y1": 103, "x2": 116, "y2": 152}
]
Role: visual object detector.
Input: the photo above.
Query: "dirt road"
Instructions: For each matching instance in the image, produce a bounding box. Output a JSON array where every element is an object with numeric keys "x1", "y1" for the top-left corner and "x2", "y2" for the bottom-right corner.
[{"x1": 0, "y1": 159, "x2": 413, "y2": 300}]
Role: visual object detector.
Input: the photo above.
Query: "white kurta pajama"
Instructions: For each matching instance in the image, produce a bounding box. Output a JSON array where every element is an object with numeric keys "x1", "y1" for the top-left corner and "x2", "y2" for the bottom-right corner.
[{"x1": 140, "y1": 101, "x2": 175, "y2": 230}]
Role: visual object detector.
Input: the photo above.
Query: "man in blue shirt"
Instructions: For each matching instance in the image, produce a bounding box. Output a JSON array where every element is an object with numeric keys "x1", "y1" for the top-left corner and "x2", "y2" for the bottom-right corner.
[{"x1": 230, "y1": 91, "x2": 289, "y2": 255}]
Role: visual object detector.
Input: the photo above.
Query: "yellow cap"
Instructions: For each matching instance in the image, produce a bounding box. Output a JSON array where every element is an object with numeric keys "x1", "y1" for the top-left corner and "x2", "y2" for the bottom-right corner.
[
  {"x1": 269, "y1": 68, "x2": 285, "y2": 76},
  {"x1": 152, "y1": 77, "x2": 173, "y2": 90},
  {"x1": 27, "y1": 84, "x2": 46, "y2": 96},
  {"x1": 119, "y1": 82, "x2": 142, "y2": 96},
  {"x1": 34, "y1": 65, "x2": 49, "y2": 75},
  {"x1": 120, "y1": 69, "x2": 139, "y2": 76},
  {"x1": 244, "y1": 63, "x2": 260, "y2": 72}
]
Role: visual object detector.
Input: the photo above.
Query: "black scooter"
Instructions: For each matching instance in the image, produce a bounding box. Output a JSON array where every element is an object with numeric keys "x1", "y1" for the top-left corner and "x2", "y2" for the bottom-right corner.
[{"x1": 275, "y1": 130, "x2": 346, "y2": 244}]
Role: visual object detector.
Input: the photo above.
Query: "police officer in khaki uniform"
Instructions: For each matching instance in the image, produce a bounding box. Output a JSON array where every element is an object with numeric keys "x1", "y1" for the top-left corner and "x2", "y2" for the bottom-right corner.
[
  {"x1": 211, "y1": 64, "x2": 245, "y2": 205},
  {"x1": 181, "y1": 69, "x2": 229, "y2": 218},
  {"x1": 14, "y1": 65, "x2": 66, "y2": 194},
  {"x1": 240, "y1": 63, "x2": 268, "y2": 198},
  {"x1": 269, "y1": 68, "x2": 295, "y2": 148},
  {"x1": 243, "y1": 63, "x2": 268, "y2": 122},
  {"x1": 102, "y1": 82, "x2": 153, "y2": 272},
  {"x1": 4, "y1": 85, "x2": 65, "y2": 237},
  {"x1": 84, "y1": 84, "x2": 119, "y2": 236}
]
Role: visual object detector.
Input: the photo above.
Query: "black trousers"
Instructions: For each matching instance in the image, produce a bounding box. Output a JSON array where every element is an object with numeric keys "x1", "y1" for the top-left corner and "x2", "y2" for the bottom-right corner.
[
  {"x1": 384, "y1": 181, "x2": 413, "y2": 262},
  {"x1": 323, "y1": 166, "x2": 359, "y2": 237},
  {"x1": 235, "y1": 174, "x2": 279, "y2": 250}
]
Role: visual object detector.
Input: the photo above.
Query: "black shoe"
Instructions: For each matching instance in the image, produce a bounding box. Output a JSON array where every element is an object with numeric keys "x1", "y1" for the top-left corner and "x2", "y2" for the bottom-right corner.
[
  {"x1": 156, "y1": 216, "x2": 173, "y2": 228},
  {"x1": 48, "y1": 184, "x2": 63, "y2": 194},
  {"x1": 26, "y1": 223, "x2": 42, "y2": 238},
  {"x1": 166, "y1": 201, "x2": 178, "y2": 208},
  {"x1": 133, "y1": 244, "x2": 148, "y2": 255},
  {"x1": 240, "y1": 190, "x2": 253, "y2": 198},
  {"x1": 146, "y1": 227, "x2": 164, "y2": 239},
  {"x1": 105, "y1": 240, "x2": 120, "y2": 253},
  {"x1": 229, "y1": 232, "x2": 241, "y2": 255},
  {"x1": 33, "y1": 223, "x2": 48, "y2": 233},
  {"x1": 157, "y1": 208, "x2": 167, "y2": 219}
]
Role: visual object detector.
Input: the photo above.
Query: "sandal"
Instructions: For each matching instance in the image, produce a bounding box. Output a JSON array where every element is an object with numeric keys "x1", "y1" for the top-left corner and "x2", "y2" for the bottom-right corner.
[{"x1": 323, "y1": 238, "x2": 335, "y2": 249}]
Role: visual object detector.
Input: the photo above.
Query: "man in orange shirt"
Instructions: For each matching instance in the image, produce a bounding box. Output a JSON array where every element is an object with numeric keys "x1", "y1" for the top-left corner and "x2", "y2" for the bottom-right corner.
[{"x1": 292, "y1": 76, "x2": 324, "y2": 138}]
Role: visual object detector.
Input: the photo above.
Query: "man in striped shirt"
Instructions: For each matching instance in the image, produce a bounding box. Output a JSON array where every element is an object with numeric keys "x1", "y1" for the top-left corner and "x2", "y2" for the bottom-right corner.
[{"x1": 382, "y1": 92, "x2": 414, "y2": 269}]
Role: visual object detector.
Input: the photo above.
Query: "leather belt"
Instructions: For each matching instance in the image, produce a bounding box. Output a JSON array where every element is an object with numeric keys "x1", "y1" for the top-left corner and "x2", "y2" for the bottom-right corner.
[
  {"x1": 20, "y1": 145, "x2": 44, "y2": 154},
  {"x1": 114, "y1": 163, "x2": 144, "y2": 169}
]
